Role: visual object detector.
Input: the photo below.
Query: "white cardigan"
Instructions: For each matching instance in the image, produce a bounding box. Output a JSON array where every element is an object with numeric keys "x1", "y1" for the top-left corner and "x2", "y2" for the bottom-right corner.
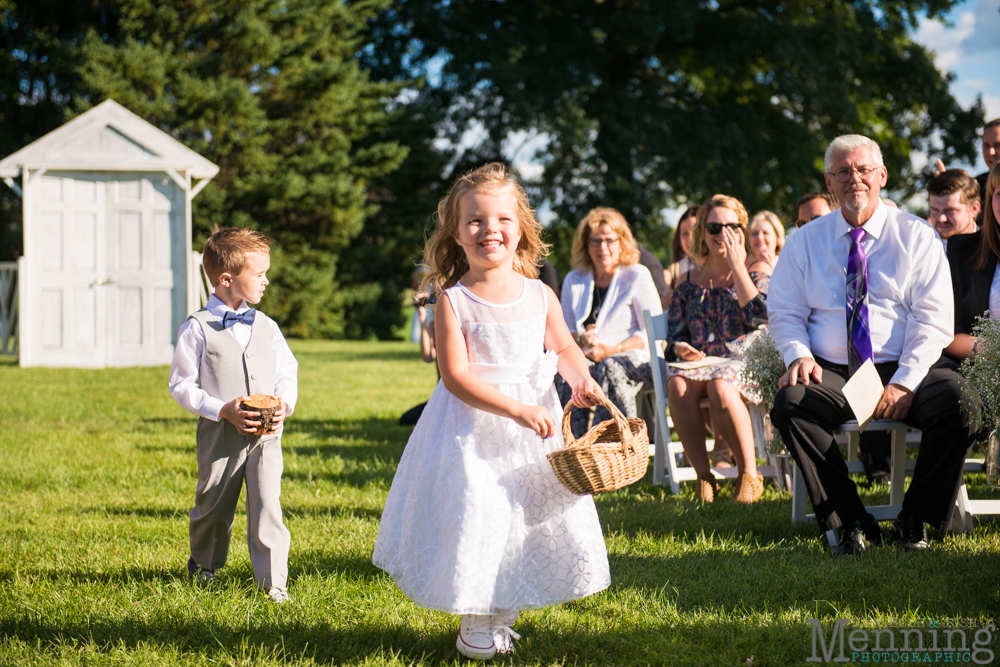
[{"x1": 561, "y1": 263, "x2": 662, "y2": 363}]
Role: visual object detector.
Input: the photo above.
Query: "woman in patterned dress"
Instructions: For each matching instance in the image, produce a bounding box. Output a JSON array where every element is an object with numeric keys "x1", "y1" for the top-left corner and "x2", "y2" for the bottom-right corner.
[
  {"x1": 666, "y1": 195, "x2": 771, "y2": 503},
  {"x1": 560, "y1": 207, "x2": 663, "y2": 437}
]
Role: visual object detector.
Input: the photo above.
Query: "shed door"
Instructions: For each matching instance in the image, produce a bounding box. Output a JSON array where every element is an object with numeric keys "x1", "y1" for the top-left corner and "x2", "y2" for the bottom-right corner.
[
  {"x1": 106, "y1": 173, "x2": 186, "y2": 367},
  {"x1": 27, "y1": 172, "x2": 108, "y2": 367}
]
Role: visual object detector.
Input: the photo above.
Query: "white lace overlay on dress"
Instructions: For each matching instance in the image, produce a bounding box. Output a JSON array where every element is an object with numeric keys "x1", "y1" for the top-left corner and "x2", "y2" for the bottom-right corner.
[{"x1": 372, "y1": 278, "x2": 611, "y2": 614}]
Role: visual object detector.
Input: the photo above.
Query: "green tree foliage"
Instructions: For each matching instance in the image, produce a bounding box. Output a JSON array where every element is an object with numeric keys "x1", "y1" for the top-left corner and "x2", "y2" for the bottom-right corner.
[
  {"x1": 0, "y1": 0, "x2": 408, "y2": 338},
  {"x1": 371, "y1": 0, "x2": 984, "y2": 269}
]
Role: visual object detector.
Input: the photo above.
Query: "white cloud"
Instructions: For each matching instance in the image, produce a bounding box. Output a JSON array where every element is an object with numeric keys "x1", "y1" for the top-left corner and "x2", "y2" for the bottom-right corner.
[{"x1": 914, "y1": 9, "x2": 977, "y2": 70}]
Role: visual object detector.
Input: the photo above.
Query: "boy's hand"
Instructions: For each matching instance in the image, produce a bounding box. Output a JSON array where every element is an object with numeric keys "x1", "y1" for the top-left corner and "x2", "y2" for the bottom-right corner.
[
  {"x1": 571, "y1": 378, "x2": 603, "y2": 409},
  {"x1": 269, "y1": 394, "x2": 289, "y2": 433},
  {"x1": 513, "y1": 404, "x2": 555, "y2": 438},
  {"x1": 219, "y1": 396, "x2": 262, "y2": 435}
]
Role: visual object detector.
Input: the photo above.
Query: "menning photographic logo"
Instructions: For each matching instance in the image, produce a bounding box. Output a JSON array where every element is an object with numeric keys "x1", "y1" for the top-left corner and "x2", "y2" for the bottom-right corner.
[{"x1": 805, "y1": 618, "x2": 995, "y2": 664}]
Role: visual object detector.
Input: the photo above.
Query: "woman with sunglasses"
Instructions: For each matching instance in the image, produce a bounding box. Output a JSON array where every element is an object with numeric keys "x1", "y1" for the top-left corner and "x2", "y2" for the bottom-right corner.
[
  {"x1": 666, "y1": 194, "x2": 771, "y2": 503},
  {"x1": 560, "y1": 207, "x2": 662, "y2": 437}
]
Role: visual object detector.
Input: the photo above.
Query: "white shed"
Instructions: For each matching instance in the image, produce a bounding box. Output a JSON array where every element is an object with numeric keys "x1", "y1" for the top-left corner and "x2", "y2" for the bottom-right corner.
[{"x1": 0, "y1": 99, "x2": 218, "y2": 367}]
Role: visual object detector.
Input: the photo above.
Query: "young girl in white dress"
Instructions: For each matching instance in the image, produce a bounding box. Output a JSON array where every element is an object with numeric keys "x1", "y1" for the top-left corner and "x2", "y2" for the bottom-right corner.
[{"x1": 372, "y1": 163, "x2": 611, "y2": 660}]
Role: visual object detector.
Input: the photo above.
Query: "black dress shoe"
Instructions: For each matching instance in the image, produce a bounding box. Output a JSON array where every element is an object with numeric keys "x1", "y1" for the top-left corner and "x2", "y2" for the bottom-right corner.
[
  {"x1": 891, "y1": 515, "x2": 929, "y2": 550},
  {"x1": 831, "y1": 516, "x2": 882, "y2": 556},
  {"x1": 861, "y1": 449, "x2": 891, "y2": 485}
]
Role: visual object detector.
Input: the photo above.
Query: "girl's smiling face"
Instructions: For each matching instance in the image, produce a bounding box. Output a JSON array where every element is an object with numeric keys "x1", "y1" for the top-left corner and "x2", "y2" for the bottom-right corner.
[{"x1": 456, "y1": 187, "x2": 522, "y2": 270}]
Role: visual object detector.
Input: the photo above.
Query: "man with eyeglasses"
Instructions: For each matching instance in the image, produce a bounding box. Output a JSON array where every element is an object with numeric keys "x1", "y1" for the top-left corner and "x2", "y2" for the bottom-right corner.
[
  {"x1": 767, "y1": 134, "x2": 973, "y2": 556},
  {"x1": 795, "y1": 191, "x2": 838, "y2": 229}
]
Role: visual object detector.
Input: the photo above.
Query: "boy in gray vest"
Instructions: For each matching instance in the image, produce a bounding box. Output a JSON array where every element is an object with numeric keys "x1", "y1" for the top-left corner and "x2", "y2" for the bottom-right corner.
[{"x1": 168, "y1": 227, "x2": 297, "y2": 604}]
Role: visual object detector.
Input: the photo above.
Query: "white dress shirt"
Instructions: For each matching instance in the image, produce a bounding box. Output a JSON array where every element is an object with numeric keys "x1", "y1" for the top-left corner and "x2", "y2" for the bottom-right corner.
[
  {"x1": 168, "y1": 294, "x2": 298, "y2": 421},
  {"x1": 767, "y1": 203, "x2": 953, "y2": 392},
  {"x1": 561, "y1": 263, "x2": 662, "y2": 363}
]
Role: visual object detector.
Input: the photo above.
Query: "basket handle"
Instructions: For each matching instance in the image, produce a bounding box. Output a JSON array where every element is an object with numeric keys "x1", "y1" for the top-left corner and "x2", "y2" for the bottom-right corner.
[{"x1": 561, "y1": 392, "x2": 636, "y2": 451}]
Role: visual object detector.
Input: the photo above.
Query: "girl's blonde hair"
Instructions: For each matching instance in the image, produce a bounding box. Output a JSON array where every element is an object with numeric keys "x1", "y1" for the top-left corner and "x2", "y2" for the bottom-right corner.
[
  {"x1": 422, "y1": 163, "x2": 547, "y2": 292},
  {"x1": 688, "y1": 194, "x2": 749, "y2": 264},
  {"x1": 569, "y1": 207, "x2": 641, "y2": 271},
  {"x1": 747, "y1": 210, "x2": 786, "y2": 257}
]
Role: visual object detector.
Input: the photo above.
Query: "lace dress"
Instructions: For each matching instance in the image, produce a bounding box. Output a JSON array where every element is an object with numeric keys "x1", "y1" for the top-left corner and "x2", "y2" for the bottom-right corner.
[
  {"x1": 666, "y1": 270, "x2": 770, "y2": 400},
  {"x1": 372, "y1": 278, "x2": 610, "y2": 615}
]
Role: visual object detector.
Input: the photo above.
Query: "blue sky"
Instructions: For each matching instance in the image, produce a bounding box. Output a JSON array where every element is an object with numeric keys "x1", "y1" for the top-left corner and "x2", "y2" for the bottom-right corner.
[{"x1": 914, "y1": 0, "x2": 1000, "y2": 175}]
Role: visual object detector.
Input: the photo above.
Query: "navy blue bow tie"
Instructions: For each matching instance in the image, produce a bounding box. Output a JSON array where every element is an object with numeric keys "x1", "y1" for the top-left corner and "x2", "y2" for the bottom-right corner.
[{"x1": 222, "y1": 309, "x2": 256, "y2": 328}]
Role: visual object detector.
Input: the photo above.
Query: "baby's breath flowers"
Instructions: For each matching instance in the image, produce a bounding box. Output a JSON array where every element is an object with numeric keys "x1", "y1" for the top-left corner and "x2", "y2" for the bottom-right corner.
[
  {"x1": 959, "y1": 314, "x2": 1000, "y2": 432},
  {"x1": 737, "y1": 327, "x2": 787, "y2": 454},
  {"x1": 959, "y1": 314, "x2": 1000, "y2": 487}
]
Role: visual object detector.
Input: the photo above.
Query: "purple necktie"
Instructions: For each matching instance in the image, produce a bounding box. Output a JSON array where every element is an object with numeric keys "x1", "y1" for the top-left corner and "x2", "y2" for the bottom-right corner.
[{"x1": 846, "y1": 228, "x2": 873, "y2": 375}]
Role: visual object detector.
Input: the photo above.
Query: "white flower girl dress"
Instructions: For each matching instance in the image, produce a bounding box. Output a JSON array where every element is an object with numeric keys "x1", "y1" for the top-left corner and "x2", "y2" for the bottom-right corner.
[{"x1": 373, "y1": 277, "x2": 610, "y2": 614}]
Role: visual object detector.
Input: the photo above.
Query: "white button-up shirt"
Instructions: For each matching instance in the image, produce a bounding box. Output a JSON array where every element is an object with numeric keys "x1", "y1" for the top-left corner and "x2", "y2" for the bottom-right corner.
[
  {"x1": 767, "y1": 203, "x2": 953, "y2": 392},
  {"x1": 168, "y1": 294, "x2": 298, "y2": 421}
]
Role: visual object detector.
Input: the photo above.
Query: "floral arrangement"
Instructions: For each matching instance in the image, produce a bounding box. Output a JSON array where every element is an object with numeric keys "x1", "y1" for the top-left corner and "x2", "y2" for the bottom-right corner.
[
  {"x1": 737, "y1": 327, "x2": 787, "y2": 454},
  {"x1": 958, "y1": 314, "x2": 1000, "y2": 433}
]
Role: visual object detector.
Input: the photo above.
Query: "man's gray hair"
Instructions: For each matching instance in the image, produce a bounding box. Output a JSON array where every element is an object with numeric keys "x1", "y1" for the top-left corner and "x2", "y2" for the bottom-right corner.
[{"x1": 824, "y1": 134, "x2": 884, "y2": 173}]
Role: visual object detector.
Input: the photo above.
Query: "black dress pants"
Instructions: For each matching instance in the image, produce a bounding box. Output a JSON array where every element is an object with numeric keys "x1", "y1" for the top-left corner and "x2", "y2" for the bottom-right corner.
[{"x1": 770, "y1": 356, "x2": 974, "y2": 532}]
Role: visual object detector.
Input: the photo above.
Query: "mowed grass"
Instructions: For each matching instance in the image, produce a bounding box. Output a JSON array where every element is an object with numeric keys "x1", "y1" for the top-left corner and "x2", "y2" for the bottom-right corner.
[{"x1": 1, "y1": 340, "x2": 998, "y2": 666}]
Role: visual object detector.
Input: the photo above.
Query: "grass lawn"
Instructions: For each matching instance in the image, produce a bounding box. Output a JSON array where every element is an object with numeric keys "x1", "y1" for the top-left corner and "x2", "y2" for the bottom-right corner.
[{"x1": 1, "y1": 340, "x2": 998, "y2": 666}]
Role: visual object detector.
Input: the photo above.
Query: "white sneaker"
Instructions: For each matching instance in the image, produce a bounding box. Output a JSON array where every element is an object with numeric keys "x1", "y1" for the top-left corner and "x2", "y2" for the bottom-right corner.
[
  {"x1": 491, "y1": 610, "x2": 520, "y2": 655},
  {"x1": 456, "y1": 614, "x2": 496, "y2": 660},
  {"x1": 267, "y1": 587, "x2": 291, "y2": 604}
]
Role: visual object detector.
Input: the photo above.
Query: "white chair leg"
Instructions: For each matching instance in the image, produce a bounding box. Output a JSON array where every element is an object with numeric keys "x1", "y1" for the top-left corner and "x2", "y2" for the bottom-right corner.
[
  {"x1": 953, "y1": 481, "x2": 974, "y2": 534},
  {"x1": 889, "y1": 428, "x2": 906, "y2": 507},
  {"x1": 792, "y1": 462, "x2": 808, "y2": 523}
]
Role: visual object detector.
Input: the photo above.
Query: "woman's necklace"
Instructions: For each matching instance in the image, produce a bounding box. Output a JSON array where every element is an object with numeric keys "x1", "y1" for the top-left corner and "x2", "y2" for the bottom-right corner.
[
  {"x1": 704, "y1": 268, "x2": 732, "y2": 289},
  {"x1": 592, "y1": 284, "x2": 607, "y2": 318}
]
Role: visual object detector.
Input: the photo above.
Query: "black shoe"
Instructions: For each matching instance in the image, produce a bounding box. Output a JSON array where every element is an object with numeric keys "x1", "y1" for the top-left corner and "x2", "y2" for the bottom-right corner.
[
  {"x1": 831, "y1": 515, "x2": 882, "y2": 556},
  {"x1": 861, "y1": 449, "x2": 891, "y2": 485},
  {"x1": 187, "y1": 557, "x2": 215, "y2": 584},
  {"x1": 891, "y1": 515, "x2": 929, "y2": 550}
]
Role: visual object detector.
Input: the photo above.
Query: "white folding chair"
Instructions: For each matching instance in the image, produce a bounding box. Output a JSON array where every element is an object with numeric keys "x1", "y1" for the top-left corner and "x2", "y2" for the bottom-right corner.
[{"x1": 643, "y1": 310, "x2": 781, "y2": 494}]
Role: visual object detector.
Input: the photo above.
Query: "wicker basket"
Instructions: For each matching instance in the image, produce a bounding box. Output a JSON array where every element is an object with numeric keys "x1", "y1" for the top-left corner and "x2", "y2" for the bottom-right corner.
[{"x1": 547, "y1": 393, "x2": 649, "y2": 495}]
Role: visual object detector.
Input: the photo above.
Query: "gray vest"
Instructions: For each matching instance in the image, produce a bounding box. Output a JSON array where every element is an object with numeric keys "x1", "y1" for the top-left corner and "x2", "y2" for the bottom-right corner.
[{"x1": 189, "y1": 309, "x2": 276, "y2": 402}]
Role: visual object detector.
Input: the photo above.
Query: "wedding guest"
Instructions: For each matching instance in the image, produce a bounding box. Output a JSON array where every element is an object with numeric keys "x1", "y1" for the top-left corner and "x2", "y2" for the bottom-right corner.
[
  {"x1": 768, "y1": 134, "x2": 974, "y2": 555},
  {"x1": 746, "y1": 210, "x2": 785, "y2": 268},
  {"x1": 945, "y1": 163, "x2": 1000, "y2": 361},
  {"x1": 928, "y1": 169, "x2": 980, "y2": 247},
  {"x1": 795, "y1": 191, "x2": 837, "y2": 228},
  {"x1": 560, "y1": 207, "x2": 662, "y2": 437},
  {"x1": 666, "y1": 195, "x2": 771, "y2": 503},
  {"x1": 664, "y1": 206, "x2": 699, "y2": 304}
]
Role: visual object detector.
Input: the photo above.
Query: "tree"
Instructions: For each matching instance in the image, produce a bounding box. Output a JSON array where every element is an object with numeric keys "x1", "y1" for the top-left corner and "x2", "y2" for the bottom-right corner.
[
  {"x1": 370, "y1": 0, "x2": 983, "y2": 270},
  {"x1": 0, "y1": 0, "x2": 408, "y2": 338}
]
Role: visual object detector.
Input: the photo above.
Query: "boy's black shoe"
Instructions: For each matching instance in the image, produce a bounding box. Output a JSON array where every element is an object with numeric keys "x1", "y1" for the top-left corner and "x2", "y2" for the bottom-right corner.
[
  {"x1": 891, "y1": 514, "x2": 929, "y2": 550},
  {"x1": 187, "y1": 557, "x2": 215, "y2": 584},
  {"x1": 831, "y1": 514, "x2": 882, "y2": 556}
]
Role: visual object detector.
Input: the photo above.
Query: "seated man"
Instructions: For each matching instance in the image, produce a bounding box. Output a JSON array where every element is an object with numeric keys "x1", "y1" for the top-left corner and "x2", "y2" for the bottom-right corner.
[
  {"x1": 768, "y1": 134, "x2": 974, "y2": 555},
  {"x1": 927, "y1": 169, "x2": 980, "y2": 247},
  {"x1": 795, "y1": 191, "x2": 838, "y2": 228}
]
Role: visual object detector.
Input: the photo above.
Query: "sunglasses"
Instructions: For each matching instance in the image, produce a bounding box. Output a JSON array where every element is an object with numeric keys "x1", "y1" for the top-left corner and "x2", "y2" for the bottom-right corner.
[
  {"x1": 705, "y1": 222, "x2": 742, "y2": 235},
  {"x1": 795, "y1": 215, "x2": 821, "y2": 228}
]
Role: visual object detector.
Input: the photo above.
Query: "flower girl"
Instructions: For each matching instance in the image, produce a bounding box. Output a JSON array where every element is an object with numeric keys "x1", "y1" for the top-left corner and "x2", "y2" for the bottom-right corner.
[{"x1": 372, "y1": 163, "x2": 611, "y2": 660}]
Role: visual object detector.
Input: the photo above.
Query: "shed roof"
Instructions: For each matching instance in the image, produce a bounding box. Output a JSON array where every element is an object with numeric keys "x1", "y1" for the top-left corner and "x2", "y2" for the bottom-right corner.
[{"x1": 0, "y1": 99, "x2": 219, "y2": 180}]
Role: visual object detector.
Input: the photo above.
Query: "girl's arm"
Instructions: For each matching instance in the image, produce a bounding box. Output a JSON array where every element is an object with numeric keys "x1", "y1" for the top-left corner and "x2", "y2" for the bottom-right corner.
[
  {"x1": 722, "y1": 226, "x2": 764, "y2": 307},
  {"x1": 542, "y1": 285, "x2": 602, "y2": 408},
  {"x1": 435, "y1": 292, "x2": 556, "y2": 437}
]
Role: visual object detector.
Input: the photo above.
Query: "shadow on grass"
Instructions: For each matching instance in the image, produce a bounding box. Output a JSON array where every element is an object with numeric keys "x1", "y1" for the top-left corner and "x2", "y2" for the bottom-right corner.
[
  {"x1": 0, "y1": 565, "x2": 181, "y2": 586},
  {"x1": 0, "y1": 615, "x2": 465, "y2": 664},
  {"x1": 292, "y1": 548, "x2": 384, "y2": 582},
  {"x1": 283, "y1": 504, "x2": 383, "y2": 522},
  {"x1": 79, "y1": 506, "x2": 189, "y2": 520}
]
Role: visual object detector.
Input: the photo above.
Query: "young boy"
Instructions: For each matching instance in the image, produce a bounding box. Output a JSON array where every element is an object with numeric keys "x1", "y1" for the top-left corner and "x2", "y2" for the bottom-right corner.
[{"x1": 168, "y1": 227, "x2": 297, "y2": 604}]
